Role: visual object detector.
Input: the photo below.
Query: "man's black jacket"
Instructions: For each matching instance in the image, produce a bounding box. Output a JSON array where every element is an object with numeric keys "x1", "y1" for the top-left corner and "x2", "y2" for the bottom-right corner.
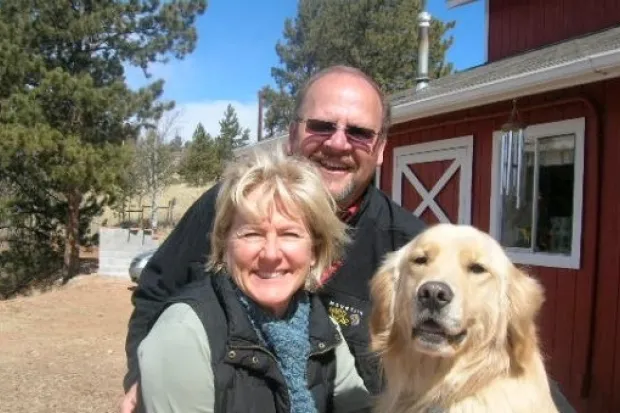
[{"x1": 123, "y1": 183, "x2": 576, "y2": 412}]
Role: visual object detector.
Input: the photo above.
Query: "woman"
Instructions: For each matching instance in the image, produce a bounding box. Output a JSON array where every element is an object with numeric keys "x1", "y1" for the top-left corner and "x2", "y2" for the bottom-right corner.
[{"x1": 137, "y1": 150, "x2": 371, "y2": 413}]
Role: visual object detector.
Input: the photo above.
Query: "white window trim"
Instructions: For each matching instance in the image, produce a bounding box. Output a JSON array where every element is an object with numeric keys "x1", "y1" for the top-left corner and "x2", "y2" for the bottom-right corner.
[{"x1": 489, "y1": 117, "x2": 585, "y2": 269}]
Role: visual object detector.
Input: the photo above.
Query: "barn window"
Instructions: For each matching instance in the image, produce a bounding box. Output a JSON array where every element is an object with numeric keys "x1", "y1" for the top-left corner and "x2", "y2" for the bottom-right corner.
[{"x1": 490, "y1": 118, "x2": 585, "y2": 269}]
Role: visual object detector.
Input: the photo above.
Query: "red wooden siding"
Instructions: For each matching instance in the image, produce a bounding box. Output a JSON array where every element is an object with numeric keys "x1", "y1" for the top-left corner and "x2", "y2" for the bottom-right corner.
[
  {"x1": 382, "y1": 77, "x2": 620, "y2": 412},
  {"x1": 591, "y1": 79, "x2": 620, "y2": 413},
  {"x1": 488, "y1": 0, "x2": 620, "y2": 62}
]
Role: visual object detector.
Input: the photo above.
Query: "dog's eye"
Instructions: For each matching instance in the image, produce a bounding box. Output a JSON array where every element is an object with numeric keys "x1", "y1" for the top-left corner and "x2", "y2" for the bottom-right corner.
[
  {"x1": 468, "y1": 263, "x2": 487, "y2": 274},
  {"x1": 412, "y1": 256, "x2": 428, "y2": 265}
]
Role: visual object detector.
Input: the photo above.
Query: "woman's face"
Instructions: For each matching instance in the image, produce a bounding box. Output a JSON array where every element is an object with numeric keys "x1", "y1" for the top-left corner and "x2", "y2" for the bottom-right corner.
[{"x1": 225, "y1": 188, "x2": 316, "y2": 318}]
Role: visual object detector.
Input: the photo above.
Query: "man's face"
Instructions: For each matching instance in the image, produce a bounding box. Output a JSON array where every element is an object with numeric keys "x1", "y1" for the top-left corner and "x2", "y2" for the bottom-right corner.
[{"x1": 287, "y1": 73, "x2": 386, "y2": 208}]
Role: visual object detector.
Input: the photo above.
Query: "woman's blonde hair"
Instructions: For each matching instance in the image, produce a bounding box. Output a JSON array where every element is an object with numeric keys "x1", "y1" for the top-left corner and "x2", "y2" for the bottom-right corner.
[{"x1": 208, "y1": 147, "x2": 350, "y2": 291}]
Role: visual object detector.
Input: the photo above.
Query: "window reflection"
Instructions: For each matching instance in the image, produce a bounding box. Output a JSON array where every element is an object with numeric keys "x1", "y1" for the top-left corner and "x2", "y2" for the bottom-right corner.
[{"x1": 500, "y1": 134, "x2": 575, "y2": 255}]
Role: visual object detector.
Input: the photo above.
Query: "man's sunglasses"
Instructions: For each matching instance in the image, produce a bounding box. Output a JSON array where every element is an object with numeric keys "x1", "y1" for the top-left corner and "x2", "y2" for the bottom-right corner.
[{"x1": 299, "y1": 118, "x2": 379, "y2": 143}]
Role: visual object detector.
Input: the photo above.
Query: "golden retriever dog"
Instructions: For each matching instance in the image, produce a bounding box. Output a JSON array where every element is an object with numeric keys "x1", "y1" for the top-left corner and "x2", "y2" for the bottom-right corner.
[{"x1": 369, "y1": 223, "x2": 558, "y2": 413}]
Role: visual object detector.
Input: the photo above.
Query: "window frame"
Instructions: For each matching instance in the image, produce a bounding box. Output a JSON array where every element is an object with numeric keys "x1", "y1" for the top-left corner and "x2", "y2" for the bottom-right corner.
[{"x1": 489, "y1": 117, "x2": 585, "y2": 269}]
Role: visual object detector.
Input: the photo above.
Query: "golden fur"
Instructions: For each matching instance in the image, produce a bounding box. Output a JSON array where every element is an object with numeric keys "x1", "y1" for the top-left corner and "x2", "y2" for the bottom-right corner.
[{"x1": 369, "y1": 223, "x2": 558, "y2": 413}]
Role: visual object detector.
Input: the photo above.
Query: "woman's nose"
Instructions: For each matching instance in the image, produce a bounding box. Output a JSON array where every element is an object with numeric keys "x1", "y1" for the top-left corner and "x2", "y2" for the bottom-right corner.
[{"x1": 260, "y1": 234, "x2": 282, "y2": 261}]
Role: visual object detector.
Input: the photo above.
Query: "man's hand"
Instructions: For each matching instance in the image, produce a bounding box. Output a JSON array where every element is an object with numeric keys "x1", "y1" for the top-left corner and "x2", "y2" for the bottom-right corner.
[{"x1": 120, "y1": 382, "x2": 139, "y2": 413}]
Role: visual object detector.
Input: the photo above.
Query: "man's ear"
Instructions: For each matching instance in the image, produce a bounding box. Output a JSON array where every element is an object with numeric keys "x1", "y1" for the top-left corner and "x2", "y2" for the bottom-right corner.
[
  {"x1": 375, "y1": 137, "x2": 387, "y2": 166},
  {"x1": 285, "y1": 122, "x2": 297, "y2": 155}
]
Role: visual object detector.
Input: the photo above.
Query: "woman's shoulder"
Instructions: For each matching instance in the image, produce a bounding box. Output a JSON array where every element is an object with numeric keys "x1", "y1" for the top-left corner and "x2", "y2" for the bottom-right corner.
[
  {"x1": 139, "y1": 303, "x2": 211, "y2": 362},
  {"x1": 156, "y1": 302, "x2": 202, "y2": 326},
  {"x1": 145, "y1": 303, "x2": 209, "y2": 349}
]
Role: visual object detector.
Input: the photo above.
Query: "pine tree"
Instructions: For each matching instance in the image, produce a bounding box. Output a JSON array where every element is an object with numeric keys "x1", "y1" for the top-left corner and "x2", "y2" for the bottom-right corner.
[
  {"x1": 236, "y1": 128, "x2": 251, "y2": 149},
  {"x1": 214, "y1": 104, "x2": 248, "y2": 175},
  {"x1": 261, "y1": 0, "x2": 455, "y2": 136},
  {"x1": 0, "y1": 0, "x2": 207, "y2": 294},
  {"x1": 216, "y1": 104, "x2": 240, "y2": 159},
  {"x1": 179, "y1": 123, "x2": 218, "y2": 186},
  {"x1": 170, "y1": 135, "x2": 184, "y2": 152}
]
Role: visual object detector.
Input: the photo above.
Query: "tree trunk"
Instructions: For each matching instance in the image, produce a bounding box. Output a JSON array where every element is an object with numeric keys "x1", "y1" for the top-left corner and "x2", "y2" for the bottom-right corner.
[
  {"x1": 63, "y1": 189, "x2": 81, "y2": 283},
  {"x1": 150, "y1": 189, "x2": 158, "y2": 230},
  {"x1": 149, "y1": 140, "x2": 158, "y2": 231}
]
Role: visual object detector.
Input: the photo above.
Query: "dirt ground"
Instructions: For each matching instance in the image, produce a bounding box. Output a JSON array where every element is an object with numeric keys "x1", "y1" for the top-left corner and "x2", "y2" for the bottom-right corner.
[
  {"x1": 0, "y1": 275, "x2": 134, "y2": 413},
  {"x1": 0, "y1": 182, "x2": 208, "y2": 412}
]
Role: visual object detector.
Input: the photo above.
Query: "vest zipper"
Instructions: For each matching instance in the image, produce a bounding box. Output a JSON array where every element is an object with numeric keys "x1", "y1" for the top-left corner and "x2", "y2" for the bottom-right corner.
[
  {"x1": 231, "y1": 341, "x2": 337, "y2": 412},
  {"x1": 228, "y1": 344, "x2": 291, "y2": 410}
]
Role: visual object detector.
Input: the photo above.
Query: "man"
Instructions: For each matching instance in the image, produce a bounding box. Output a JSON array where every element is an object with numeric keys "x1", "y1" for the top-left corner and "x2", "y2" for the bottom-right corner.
[{"x1": 121, "y1": 65, "x2": 575, "y2": 413}]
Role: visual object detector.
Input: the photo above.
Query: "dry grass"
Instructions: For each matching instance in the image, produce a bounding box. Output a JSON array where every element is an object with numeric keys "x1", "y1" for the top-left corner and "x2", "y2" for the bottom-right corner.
[
  {"x1": 0, "y1": 275, "x2": 134, "y2": 413},
  {"x1": 92, "y1": 182, "x2": 212, "y2": 236}
]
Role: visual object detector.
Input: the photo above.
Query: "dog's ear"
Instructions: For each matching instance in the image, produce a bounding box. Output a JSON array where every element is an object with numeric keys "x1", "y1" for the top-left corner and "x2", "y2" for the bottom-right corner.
[
  {"x1": 369, "y1": 250, "x2": 401, "y2": 352},
  {"x1": 506, "y1": 266, "x2": 545, "y2": 375}
]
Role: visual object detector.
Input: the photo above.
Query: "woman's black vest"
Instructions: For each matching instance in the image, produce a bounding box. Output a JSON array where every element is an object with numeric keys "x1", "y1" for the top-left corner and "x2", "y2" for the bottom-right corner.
[{"x1": 164, "y1": 273, "x2": 340, "y2": 413}]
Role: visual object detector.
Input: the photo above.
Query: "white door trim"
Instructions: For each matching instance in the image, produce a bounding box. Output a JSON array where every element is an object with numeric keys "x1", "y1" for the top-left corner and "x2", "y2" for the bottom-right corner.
[{"x1": 393, "y1": 136, "x2": 474, "y2": 225}]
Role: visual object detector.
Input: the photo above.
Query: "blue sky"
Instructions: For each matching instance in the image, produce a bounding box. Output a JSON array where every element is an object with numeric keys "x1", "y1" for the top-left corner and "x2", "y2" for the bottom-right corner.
[{"x1": 125, "y1": 0, "x2": 486, "y2": 142}]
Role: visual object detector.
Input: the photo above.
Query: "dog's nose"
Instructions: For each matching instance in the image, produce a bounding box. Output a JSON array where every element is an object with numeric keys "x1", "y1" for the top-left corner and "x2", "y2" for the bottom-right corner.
[{"x1": 417, "y1": 281, "x2": 454, "y2": 310}]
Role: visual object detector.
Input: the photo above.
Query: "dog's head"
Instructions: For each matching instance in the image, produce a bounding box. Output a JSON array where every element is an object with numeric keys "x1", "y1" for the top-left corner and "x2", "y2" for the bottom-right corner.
[{"x1": 370, "y1": 223, "x2": 544, "y2": 373}]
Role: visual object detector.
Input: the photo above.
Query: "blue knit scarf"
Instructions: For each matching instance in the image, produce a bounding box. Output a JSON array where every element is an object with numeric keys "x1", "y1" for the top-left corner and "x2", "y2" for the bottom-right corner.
[{"x1": 236, "y1": 288, "x2": 318, "y2": 413}]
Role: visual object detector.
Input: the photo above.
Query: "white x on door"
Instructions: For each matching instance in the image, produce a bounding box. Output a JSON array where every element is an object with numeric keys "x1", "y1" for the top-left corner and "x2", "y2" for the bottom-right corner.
[{"x1": 392, "y1": 136, "x2": 473, "y2": 225}]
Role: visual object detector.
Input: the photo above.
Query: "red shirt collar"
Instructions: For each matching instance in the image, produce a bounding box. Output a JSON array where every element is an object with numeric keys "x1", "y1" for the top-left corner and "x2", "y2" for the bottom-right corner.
[
  {"x1": 336, "y1": 196, "x2": 363, "y2": 223},
  {"x1": 320, "y1": 196, "x2": 364, "y2": 285}
]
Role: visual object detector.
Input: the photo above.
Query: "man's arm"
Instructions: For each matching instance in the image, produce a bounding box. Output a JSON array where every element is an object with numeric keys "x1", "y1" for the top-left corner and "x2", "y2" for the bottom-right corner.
[
  {"x1": 123, "y1": 184, "x2": 220, "y2": 392},
  {"x1": 549, "y1": 378, "x2": 577, "y2": 413}
]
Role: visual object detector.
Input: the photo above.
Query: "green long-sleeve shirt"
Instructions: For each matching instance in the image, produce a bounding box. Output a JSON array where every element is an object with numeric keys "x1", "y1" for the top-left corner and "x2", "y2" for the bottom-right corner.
[{"x1": 138, "y1": 303, "x2": 372, "y2": 413}]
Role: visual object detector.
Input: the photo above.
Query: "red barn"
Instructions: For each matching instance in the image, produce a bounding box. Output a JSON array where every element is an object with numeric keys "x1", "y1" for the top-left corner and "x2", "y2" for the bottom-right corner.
[
  {"x1": 381, "y1": 1, "x2": 620, "y2": 411},
  {"x1": 235, "y1": 1, "x2": 620, "y2": 410}
]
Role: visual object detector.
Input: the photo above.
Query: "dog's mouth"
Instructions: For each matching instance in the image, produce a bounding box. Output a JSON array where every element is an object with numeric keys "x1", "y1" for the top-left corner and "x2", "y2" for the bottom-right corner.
[{"x1": 412, "y1": 319, "x2": 467, "y2": 346}]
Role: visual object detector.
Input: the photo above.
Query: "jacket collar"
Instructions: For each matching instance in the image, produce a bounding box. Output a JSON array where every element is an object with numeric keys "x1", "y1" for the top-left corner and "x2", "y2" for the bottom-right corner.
[
  {"x1": 339, "y1": 184, "x2": 375, "y2": 226},
  {"x1": 212, "y1": 275, "x2": 341, "y2": 353}
]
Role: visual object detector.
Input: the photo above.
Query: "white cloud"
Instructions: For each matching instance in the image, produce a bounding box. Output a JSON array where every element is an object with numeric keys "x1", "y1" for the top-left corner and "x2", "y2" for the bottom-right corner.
[
  {"x1": 171, "y1": 100, "x2": 260, "y2": 144},
  {"x1": 123, "y1": 61, "x2": 262, "y2": 144},
  {"x1": 124, "y1": 59, "x2": 189, "y2": 92}
]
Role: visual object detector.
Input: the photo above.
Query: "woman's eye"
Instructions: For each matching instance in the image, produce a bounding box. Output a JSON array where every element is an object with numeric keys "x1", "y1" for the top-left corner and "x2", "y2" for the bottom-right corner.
[
  {"x1": 242, "y1": 232, "x2": 261, "y2": 238},
  {"x1": 283, "y1": 231, "x2": 301, "y2": 238}
]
